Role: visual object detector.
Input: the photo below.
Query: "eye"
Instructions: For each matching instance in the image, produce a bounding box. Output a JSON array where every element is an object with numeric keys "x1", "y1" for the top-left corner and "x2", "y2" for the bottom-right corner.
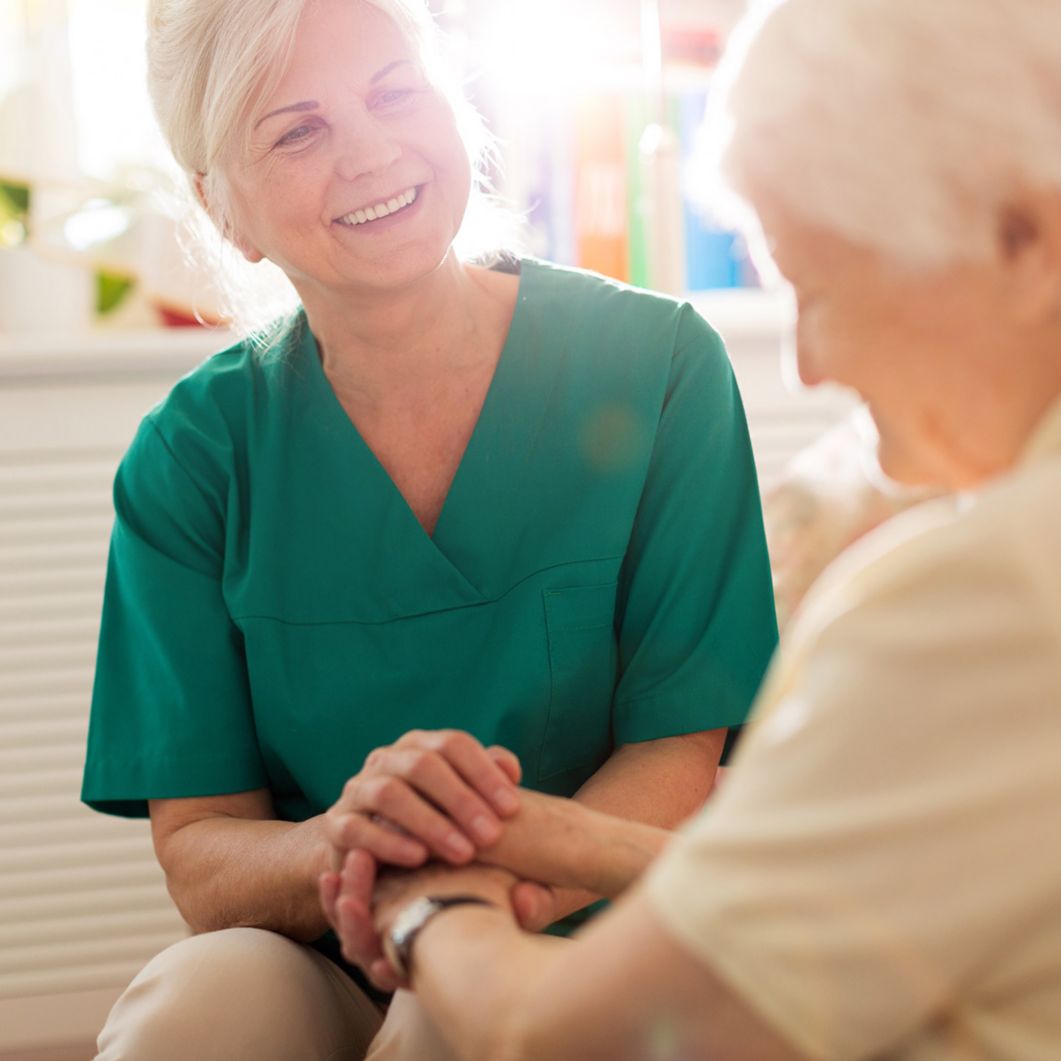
[
  {"x1": 276, "y1": 121, "x2": 320, "y2": 148},
  {"x1": 372, "y1": 87, "x2": 418, "y2": 111}
]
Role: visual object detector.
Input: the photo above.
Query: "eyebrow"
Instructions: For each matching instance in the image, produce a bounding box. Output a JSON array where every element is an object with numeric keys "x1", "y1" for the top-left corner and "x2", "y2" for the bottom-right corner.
[
  {"x1": 255, "y1": 99, "x2": 319, "y2": 130},
  {"x1": 371, "y1": 59, "x2": 415, "y2": 84},
  {"x1": 255, "y1": 60, "x2": 416, "y2": 129}
]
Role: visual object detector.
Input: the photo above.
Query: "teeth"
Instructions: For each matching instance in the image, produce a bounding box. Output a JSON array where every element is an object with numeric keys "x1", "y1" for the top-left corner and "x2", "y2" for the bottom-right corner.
[{"x1": 338, "y1": 186, "x2": 418, "y2": 227}]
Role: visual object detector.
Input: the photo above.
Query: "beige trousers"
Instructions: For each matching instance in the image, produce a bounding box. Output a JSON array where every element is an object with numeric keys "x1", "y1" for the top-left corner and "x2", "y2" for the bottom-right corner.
[{"x1": 94, "y1": 928, "x2": 460, "y2": 1061}]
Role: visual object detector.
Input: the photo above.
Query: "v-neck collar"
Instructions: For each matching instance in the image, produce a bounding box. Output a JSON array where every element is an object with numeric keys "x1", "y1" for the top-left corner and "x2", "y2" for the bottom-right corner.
[{"x1": 291, "y1": 259, "x2": 536, "y2": 603}]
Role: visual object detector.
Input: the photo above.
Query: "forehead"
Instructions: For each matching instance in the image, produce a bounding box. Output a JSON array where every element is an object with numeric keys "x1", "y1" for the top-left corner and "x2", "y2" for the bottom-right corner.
[
  {"x1": 750, "y1": 189, "x2": 872, "y2": 285},
  {"x1": 266, "y1": 0, "x2": 420, "y2": 105}
]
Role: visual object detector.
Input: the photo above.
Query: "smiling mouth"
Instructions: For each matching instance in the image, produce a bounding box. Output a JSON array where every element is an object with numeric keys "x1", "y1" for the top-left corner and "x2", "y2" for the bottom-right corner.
[{"x1": 335, "y1": 186, "x2": 419, "y2": 227}]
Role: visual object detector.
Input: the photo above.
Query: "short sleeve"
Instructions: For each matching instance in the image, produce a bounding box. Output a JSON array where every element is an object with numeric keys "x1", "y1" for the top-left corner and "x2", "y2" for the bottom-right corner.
[
  {"x1": 644, "y1": 512, "x2": 1061, "y2": 1060},
  {"x1": 612, "y1": 305, "x2": 778, "y2": 750},
  {"x1": 81, "y1": 416, "x2": 268, "y2": 817}
]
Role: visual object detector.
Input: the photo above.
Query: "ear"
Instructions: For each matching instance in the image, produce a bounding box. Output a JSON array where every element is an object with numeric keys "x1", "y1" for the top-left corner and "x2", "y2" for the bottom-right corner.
[
  {"x1": 996, "y1": 189, "x2": 1061, "y2": 323},
  {"x1": 193, "y1": 172, "x2": 265, "y2": 264}
]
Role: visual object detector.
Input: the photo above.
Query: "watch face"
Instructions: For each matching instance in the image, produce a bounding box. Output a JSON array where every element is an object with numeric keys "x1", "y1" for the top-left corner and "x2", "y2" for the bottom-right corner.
[
  {"x1": 387, "y1": 896, "x2": 441, "y2": 978},
  {"x1": 385, "y1": 894, "x2": 493, "y2": 981},
  {"x1": 393, "y1": 896, "x2": 439, "y2": 944}
]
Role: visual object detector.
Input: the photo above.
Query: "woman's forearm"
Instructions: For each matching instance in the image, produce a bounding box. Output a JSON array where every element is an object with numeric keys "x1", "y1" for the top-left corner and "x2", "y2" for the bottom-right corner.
[
  {"x1": 410, "y1": 905, "x2": 564, "y2": 1061},
  {"x1": 154, "y1": 810, "x2": 332, "y2": 940},
  {"x1": 477, "y1": 731, "x2": 720, "y2": 901},
  {"x1": 478, "y1": 797, "x2": 670, "y2": 899}
]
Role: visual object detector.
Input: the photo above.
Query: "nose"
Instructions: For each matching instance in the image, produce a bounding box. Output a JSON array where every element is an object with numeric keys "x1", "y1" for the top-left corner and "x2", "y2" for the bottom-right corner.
[
  {"x1": 796, "y1": 347, "x2": 825, "y2": 387},
  {"x1": 333, "y1": 108, "x2": 401, "y2": 182},
  {"x1": 793, "y1": 318, "x2": 826, "y2": 388}
]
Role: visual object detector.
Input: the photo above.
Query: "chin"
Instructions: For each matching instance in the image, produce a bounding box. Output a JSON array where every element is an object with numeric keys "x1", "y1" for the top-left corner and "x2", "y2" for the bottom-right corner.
[
  {"x1": 359, "y1": 240, "x2": 455, "y2": 290},
  {"x1": 875, "y1": 439, "x2": 953, "y2": 496}
]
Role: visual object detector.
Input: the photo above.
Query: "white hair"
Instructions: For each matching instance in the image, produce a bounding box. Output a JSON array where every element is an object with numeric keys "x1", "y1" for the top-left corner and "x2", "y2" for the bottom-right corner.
[
  {"x1": 705, "y1": 0, "x2": 1061, "y2": 266},
  {"x1": 146, "y1": 0, "x2": 515, "y2": 334}
]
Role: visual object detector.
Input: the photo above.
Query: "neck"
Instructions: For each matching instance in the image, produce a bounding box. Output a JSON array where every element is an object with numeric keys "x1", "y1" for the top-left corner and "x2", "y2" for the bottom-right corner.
[
  {"x1": 296, "y1": 253, "x2": 494, "y2": 404},
  {"x1": 946, "y1": 331, "x2": 1061, "y2": 488}
]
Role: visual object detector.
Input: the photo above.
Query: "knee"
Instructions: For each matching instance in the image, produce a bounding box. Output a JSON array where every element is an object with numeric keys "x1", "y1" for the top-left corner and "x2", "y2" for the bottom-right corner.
[{"x1": 96, "y1": 928, "x2": 327, "y2": 1060}]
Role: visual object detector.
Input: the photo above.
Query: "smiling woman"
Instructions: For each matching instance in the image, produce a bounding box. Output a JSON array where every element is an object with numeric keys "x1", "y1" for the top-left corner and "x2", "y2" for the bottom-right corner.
[
  {"x1": 219, "y1": 3, "x2": 474, "y2": 297},
  {"x1": 80, "y1": 1, "x2": 778, "y2": 1058}
]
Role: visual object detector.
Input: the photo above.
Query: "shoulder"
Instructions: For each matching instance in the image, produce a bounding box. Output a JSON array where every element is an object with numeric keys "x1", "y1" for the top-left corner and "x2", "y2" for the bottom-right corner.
[
  {"x1": 148, "y1": 323, "x2": 286, "y2": 436},
  {"x1": 115, "y1": 317, "x2": 302, "y2": 535},
  {"x1": 787, "y1": 464, "x2": 1061, "y2": 693},
  {"x1": 519, "y1": 258, "x2": 731, "y2": 385},
  {"x1": 132, "y1": 316, "x2": 300, "y2": 478}
]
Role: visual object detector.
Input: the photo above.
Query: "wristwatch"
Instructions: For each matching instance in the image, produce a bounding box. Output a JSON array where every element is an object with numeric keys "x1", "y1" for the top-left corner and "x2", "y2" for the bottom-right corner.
[{"x1": 384, "y1": 894, "x2": 496, "y2": 980}]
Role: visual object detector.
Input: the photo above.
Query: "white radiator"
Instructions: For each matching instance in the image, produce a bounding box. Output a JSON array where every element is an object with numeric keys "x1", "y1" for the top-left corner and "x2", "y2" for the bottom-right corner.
[
  {"x1": 0, "y1": 297, "x2": 852, "y2": 1051},
  {"x1": 0, "y1": 333, "x2": 222, "y2": 1051}
]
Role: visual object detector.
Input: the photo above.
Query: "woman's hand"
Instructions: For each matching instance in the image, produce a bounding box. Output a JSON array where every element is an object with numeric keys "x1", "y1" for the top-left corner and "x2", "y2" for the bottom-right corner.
[
  {"x1": 322, "y1": 730, "x2": 522, "y2": 869},
  {"x1": 320, "y1": 850, "x2": 517, "y2": 991}
]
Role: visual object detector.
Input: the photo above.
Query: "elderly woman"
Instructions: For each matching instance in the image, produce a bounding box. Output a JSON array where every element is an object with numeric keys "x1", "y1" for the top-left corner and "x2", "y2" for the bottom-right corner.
[
  {"x1": 80, "y1": 0, "x2": 777, "y2": 1056},
  {"x1": 326, "y1": 0, "x2": 1061, "y2": 1057}
]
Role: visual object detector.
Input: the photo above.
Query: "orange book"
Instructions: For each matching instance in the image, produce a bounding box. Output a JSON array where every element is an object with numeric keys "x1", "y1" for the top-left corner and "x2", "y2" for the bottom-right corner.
[{"x1": 573, "y1": 94, "x2": 629, "y2": 282}]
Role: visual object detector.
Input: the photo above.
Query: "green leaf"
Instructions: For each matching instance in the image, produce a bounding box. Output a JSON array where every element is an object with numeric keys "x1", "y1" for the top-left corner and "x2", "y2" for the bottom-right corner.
[
  {"x1": 96, "y1": 271, "x2": 136, "y2": 315},
  {"x1": 0, "y1": 180, "x2": 30, "y2": 246},
  {"x1": 0, "y1": 180, "x2": 30, "y2": 220}
]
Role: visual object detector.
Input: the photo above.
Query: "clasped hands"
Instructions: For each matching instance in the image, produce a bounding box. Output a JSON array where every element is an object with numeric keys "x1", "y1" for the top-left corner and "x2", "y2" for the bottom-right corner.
[{"x1": 317, "y1": 729, "x2": 588, "y2": 990}]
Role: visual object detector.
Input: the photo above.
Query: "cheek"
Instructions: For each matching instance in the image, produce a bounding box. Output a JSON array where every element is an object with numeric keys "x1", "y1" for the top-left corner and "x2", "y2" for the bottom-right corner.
[{"x1": 418, "y1": 99, "x2": 473, "y2": 185}]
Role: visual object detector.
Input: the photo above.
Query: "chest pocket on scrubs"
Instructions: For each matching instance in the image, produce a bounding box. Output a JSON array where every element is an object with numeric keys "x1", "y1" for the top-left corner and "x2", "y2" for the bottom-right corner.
[{"x1": 540, "y1": 582, "x2": 619, "y2": 780}]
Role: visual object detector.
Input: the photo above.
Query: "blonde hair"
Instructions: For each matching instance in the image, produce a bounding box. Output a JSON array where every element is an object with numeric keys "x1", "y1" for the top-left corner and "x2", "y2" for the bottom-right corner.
[
  {"x1": 705, "y1": 0, "x2": 1061, "y2": 266},
  {"x1": 146, "y1": 0, "x2": 514, "y2": 334}
]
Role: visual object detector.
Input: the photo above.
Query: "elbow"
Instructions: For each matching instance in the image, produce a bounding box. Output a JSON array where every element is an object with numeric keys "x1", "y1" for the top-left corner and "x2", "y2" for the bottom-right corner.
[{"x1": 161, "y1": 873, "x2": 222, "y2": 935}]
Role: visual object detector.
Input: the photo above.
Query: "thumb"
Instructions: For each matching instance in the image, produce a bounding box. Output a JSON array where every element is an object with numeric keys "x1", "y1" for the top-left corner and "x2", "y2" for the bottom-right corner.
[{"x1": 511, "y1": 880, "x2": 553, "y2": 931}]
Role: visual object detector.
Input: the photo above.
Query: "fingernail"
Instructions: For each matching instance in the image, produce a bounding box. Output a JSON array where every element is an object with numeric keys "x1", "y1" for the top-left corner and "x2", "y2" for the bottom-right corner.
[
  {"x1": 471, "y1": 814, "x2": 500, "y2": 844},
  {"x1": 446, "y1": 832, "x2": 475, "y2": 860},
  {"x1": 495, "y1": 788, "x2": 520, "y2": 814}
]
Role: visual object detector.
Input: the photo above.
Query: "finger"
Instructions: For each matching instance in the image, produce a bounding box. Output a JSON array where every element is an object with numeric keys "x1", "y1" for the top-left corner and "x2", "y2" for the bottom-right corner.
[
  {"x1": 337, "y1": 894, "x2": 383, "y2": 971},
  {"x1": 511, "y1": 880, "x2": 554, "y2": 932},
  {"x1": 341, "y1": 847, "x2": 377, "y2": 904},
  {"x1": 369, "y1": 956, "x2": 405, "y2": 992},
  {"x1": 336, "y1": 851, "x2": 382, "y2": 970},
  {"x1": 324, "y1": 811, "x2": 430, "y2": 866},
  {"x1": 372, "y1": 747, "x2": 505, "y2": 847},
  {"x1": 403, "y1": 730, "x2": 521, "y2": 818},
  {"x1": 357, "y1": 774, "x2": 479, "y2": 864},
  {"x1": 486, "y1": 745, "x2": 522, "y2": 787},
  {"x1": 319, "y1": 870, "x2": 341, "y2": 930}
]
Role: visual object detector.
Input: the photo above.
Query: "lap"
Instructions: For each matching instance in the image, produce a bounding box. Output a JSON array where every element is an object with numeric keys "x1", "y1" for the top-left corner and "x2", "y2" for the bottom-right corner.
[
  {"x1": 97, "y1": 927, "x2": 459, "y2": 1060},
  {"x1": 96, "y1": 927, "x2": 383, "y2": 1060}
]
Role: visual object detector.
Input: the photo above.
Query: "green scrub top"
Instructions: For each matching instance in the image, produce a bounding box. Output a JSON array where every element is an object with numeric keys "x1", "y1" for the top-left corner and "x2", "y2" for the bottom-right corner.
[{"x1": 82, "y1": 258, "x2": 777, "y2": 832}]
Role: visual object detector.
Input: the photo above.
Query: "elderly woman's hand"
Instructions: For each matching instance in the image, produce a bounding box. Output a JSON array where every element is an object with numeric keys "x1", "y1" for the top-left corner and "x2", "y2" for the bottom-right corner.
[
  {"x1": 320, "y1": 849, "x2": 517, "y2": 991},
  {"x1": 323, "y1": 730, "x2": 522, "y2": 869}
]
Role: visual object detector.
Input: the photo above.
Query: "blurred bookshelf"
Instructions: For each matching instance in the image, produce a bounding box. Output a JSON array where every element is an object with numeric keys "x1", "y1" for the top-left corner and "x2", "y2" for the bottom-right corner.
[{"x1": 439, "y1": 0, "x2": 755, "y2": 297}]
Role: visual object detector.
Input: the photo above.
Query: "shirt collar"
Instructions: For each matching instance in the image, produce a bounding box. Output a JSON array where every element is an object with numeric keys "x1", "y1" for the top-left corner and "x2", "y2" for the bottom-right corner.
[{"x1": 1020, "y1": 394, "x2": 1061, "y2": 467}]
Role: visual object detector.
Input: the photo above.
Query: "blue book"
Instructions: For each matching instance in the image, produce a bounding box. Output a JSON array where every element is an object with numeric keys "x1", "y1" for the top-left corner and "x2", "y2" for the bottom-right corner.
[{"x1": 676, "y1": 90, "x2": 747, "y2": 289}]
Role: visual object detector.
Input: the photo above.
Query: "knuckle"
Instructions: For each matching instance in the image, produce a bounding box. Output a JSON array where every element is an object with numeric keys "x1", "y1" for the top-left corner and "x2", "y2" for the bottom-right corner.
[
  {"x1": 405, "y1": 750, "x2": 438, "y2": 785},
  {"x1": 372, "y1": 776, "x2": 405, "y2": 811},
  {"x1": 338, "y1": 814, "x2": 365, "y2": 847},
  {"x1": 439, "y1": 730, "x2": 472, "y2": 757}
]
